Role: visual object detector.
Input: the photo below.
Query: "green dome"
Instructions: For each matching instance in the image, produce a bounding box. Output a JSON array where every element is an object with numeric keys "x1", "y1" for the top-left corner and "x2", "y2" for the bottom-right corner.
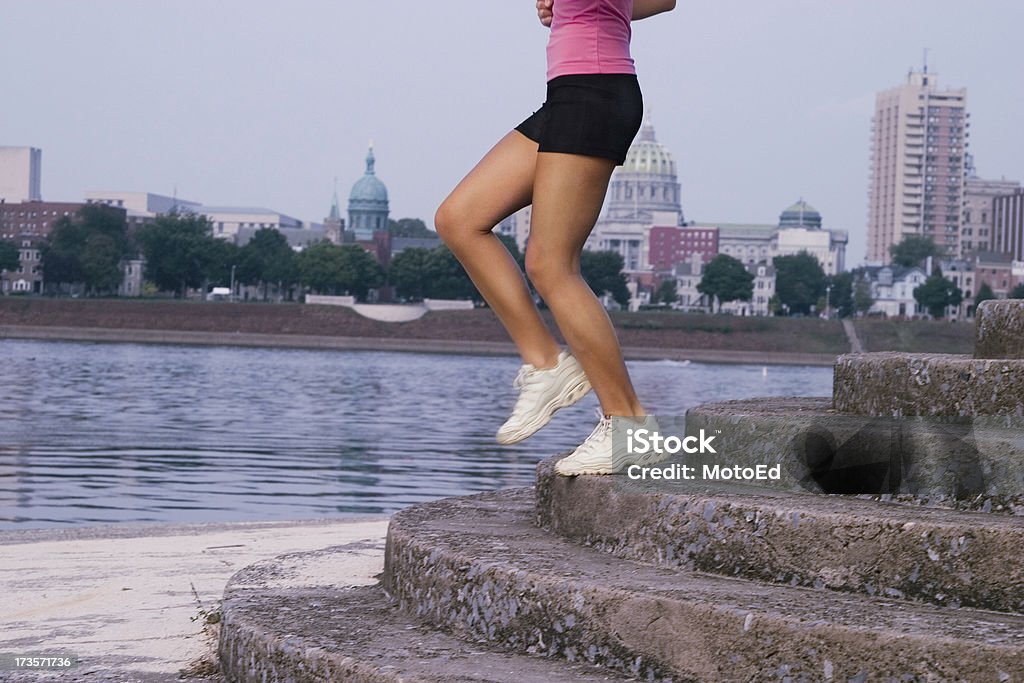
[
  {"x1": 349, "y1": 145, "x2": 388, "y2": 204},
  {"x1": 779, "y1": 199, "x2": 821, "y2": 229}
]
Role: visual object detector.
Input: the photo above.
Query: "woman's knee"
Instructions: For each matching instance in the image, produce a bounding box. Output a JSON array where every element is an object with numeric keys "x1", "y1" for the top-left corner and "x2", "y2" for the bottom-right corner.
[
  {"x1": 433, "y1": 200, "x2": 458, "y2": 244},
  {"x1": 434, "y1": 197, "x2": 489, "y2": 248},
  {"x1": 525, "y1": 251, "x2": 575, "y2": 296}
]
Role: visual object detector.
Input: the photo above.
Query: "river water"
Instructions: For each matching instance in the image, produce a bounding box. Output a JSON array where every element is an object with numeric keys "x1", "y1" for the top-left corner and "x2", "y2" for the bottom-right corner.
[{"x1": 0, "y1": 339, "x2": 832, "y2": 528}]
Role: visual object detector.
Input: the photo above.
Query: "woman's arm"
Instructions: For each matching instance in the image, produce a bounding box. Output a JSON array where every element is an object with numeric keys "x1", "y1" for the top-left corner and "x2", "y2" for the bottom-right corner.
[{"x1": 632, "y1": 0, "x2": 676, "y2": 21}]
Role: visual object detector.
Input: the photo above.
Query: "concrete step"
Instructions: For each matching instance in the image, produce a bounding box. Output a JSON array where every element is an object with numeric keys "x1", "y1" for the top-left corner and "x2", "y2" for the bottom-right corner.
[
  {"x1": 683, "y1": 396, "x2": 1024, "y2": 505},
  {"x1": 833, "y1": 351, "x2": 1024, "y2": 417},
  {"x1": 975, "y1": 299, "x2": 1024, "y2": 359},
  {"x1": 536, "y1": 455, "x2": 1024, "y2": 613},
  {"x1": 384, "y1": 488, "x2": 1024, "y2": 683},
  {"x1": 217, "y1": 550, "x2": 629, "y2": 683}
]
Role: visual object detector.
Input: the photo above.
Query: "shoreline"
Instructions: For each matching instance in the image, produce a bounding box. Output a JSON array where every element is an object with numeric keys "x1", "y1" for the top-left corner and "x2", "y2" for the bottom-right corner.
[{"x1": 0, "y1": 324, "x2": 838, "y2": 366}]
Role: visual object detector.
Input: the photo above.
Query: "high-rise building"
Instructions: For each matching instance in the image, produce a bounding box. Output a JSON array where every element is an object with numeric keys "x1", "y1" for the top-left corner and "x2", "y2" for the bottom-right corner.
[
  {"x1": 0, "y1": 146, "x2": 42, "y2": 203},
  {"x1": 867, "y1": 68, "x2": 969, "y2": 264}
]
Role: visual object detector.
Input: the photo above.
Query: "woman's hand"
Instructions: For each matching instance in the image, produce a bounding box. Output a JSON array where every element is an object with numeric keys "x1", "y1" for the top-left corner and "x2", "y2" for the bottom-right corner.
[
  {"x1": 536, "y1": 0, "x2": 553, "y2": 27},
  {"x1": 633, "y1": 0, "x2": 676, "y2": 21}
]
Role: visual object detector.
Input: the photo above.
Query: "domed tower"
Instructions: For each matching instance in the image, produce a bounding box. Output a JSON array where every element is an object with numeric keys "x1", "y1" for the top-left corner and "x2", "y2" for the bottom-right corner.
[
  {"x1": 606, "y1": 116, "x2": 683, "y2": 223},
  {"x1": 348, "y1": 142, "x2": 389, "y2": 240},
  {"x1": 778, "y1": 199, "x2": 822, "y2": 229}
]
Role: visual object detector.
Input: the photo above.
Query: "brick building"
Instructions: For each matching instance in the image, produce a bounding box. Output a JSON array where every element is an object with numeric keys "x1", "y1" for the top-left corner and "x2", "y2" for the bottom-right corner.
[{"x1": 0, "y1": 200, "x2": 89, "y2": 294}]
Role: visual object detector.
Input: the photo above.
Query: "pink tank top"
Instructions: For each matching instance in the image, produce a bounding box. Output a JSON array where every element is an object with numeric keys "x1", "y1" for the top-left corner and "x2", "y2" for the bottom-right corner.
[{"x1": 546, "y1": 0, "x2": 635, "y2": 81}]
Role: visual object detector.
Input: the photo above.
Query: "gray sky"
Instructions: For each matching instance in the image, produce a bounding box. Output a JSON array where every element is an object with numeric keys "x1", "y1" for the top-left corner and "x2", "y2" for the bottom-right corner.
[{"x1": 3, "y1": 1, "x2": 1022, "y2": 266}]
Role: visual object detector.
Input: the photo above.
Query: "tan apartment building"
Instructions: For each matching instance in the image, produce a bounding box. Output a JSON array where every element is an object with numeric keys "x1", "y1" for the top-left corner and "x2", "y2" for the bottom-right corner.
[{"x1": 867, "y1": 69, "x2": 969, "y2": 264}]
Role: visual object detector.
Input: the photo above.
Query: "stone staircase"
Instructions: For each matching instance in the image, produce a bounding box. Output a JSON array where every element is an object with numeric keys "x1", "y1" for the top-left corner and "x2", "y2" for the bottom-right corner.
[{"x1": 217, "y1": 302, "x2": 1024, "y2": 682}]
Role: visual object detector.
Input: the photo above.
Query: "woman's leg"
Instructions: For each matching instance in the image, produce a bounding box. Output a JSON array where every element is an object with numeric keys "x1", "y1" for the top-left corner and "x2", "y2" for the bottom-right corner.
[
  {"x1": 434, "y1": 131, "x2": 561, "y2": 369},
  {"x1": 525, "y1": 151, "x2": 645, "y2": 417}
]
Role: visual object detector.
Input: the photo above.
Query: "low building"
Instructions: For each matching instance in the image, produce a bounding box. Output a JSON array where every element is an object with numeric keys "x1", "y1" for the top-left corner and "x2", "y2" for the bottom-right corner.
[
  {"x1": 235, "y1": 225, "x2": 325, "y2": 250},
  {"x1": 863, "y1": 265, "x2": 928, "y2": 318},
  {"x1": 718, "y1": 262, "x2": 775, "y2": 317},
  {"x1": 199, "y1": 206, "x2": 303, "y2": 240},
  {"x1": 671, "y1": 253, "x2": 709, "y2": 312},
  {"x1": 84, "y1": 191, "x2": 202, "y2": 232},
  {"x1": 649, "y1": 225, "x2": 718, "y2": 271},
  {"x1": 962, "y1": 176, "x2": 1020, "y2": 256},
  {"x1": 993, "y1": 188, "x2": 1024, "y2": 262},
  {"x1": 0, "y1": 200, "x2": 126, "y2": 294}
]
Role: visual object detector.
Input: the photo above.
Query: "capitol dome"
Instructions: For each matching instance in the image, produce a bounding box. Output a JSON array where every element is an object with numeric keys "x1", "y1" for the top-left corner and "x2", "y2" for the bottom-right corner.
[
  {"x1": 621, "y1": 120, "x2": 677, "y2": 176},
  {"x1": 779, "y1": 199, "x2": 822, "y2": 229},
  {"x1": 348, "y1": 142, "x2": 390, "y2": 239},
  {"x1": 604, "y1": 116, "x2": 683, "y2": 222}
]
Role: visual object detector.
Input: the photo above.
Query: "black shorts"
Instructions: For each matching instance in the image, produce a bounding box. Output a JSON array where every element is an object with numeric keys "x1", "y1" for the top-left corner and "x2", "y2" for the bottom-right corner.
[{"x1": 514, "y1": 73, "x2": 644, "y2": 165}]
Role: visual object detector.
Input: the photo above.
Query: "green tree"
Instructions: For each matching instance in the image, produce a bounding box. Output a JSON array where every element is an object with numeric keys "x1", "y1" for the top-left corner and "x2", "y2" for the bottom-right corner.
[
  {"x1": 652, "y1": 278, "x2": 678, "y2": 305},
  {"x1": 136, "y1": 211, "x2": 218, "y2": 297},
  {"x1": 388, "y1": 218, "x2": 434, "y2": 238},
  {"x1": 914, "y1": 267, "x2": 963, "y2": 318},
  {"x1": 204, "y1": 238, "x2": 242, "y2": 289},
  {"x1": 39, "y1": 203, "x2": 130, "y2": 295},
  {"x1": 698, "y1": 254, "x2": 753, "y2": 312},
  {"x1": 424, "y1": 244, "x2": 478, "y2": 300},
  {"x1": 826, "y1": 271, "x2": 854, "y2": 318},
  {"x1": 238, "y1": 228, "x2": 297, "y2": 301},
  {"x1": 774, "y1": 251, "x2": 826, "y2": 315},
  {"x1": 298, "y1": 240, "x2": 349, "y2": 295},
  {"x1": 81, "y1": 234, "x2": 123, "y2": 293},
  {"x1": 1010, "y1": 283, "x2": 1024, "y2": 299},
  {"x1": 889, "y1": 234, "x2": 944, "y2": 268},
  {"x1": 337, "y1": 244, "x2": 385, "y2": 300},
  {"x1": 0, "y1": 240, "x2": 20, "y2": 274},
  {"x1": 388, "y1": 247, "x2": 432, "y2": 300},
  {"x1": 853, "y1": 276, "x2": 874, "y2": 315},
  {"x1": 580, "y1": 250, "x2": 630, "y2": 308},
  {"x1": 974, "y1": 281, "x2": 996, "y2": 307}
]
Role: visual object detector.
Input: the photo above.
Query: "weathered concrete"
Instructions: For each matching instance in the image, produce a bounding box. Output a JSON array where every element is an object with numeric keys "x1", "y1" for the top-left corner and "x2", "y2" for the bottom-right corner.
[
  {"x1": 535, "y1": 455, "x2": 1024, "y2": 613},
  {"x1": 976, "y1": 299, "x2": 1024, "y2": 359},
  {"x1": 832, "y1": 352, "x2": 1024, "y2": 417},
  {"x1": 217, "y1": 549, "x2": 629, "y2": 683},
  {"x1": 384, "y1": 488, "x2": 1024, "y2": 682},
  {"x1": 683, "y1": 397, "x2": 1024, "y2": 503},
  {"x1": 0, "y1": 517, "x2": 387, "y2": 683}
]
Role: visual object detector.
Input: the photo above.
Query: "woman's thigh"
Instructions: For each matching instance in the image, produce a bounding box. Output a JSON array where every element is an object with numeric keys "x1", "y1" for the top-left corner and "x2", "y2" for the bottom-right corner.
[
  {"x1": 527, "y1": 151, "x2": 617, "y2": 271},
  {"x1": 436, "y1": 130, "x2": 539, "y2": 237}
]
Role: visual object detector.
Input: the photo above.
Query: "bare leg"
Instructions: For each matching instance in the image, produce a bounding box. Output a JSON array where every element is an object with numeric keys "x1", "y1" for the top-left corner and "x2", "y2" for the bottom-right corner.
[
  {"x1": 525, "y1": 152, "x2": 645, "y2": 417},
  {"x1": 434, "y1": 131, "x2": 561, "y2": 368}
]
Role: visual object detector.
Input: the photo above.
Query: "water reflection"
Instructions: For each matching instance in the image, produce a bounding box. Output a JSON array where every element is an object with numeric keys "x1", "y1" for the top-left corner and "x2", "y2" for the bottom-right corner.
[{"x1": 0, "y1": 340, "x2": 832, "y2": 528}]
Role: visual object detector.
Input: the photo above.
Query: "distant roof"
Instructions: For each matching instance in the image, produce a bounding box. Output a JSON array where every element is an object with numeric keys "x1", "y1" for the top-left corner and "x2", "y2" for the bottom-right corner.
[{"x1": 198, "y1": 206, "x2": 282, "y2": 216}]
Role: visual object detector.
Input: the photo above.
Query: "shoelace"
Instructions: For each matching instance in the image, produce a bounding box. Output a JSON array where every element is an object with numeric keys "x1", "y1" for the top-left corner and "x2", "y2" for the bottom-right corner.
[
  {"x1": 581, "y1": 407, "x2": 613, "y2": 444},
  {"x1": 512, "y1": 364, "x2": 536, "y2": 390}
]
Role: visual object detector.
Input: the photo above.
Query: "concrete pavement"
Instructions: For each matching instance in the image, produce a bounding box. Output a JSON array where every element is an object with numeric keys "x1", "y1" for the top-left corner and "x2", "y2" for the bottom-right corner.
[{"x1": 0, "y1": 517, "x2": 389, "y2": 682}]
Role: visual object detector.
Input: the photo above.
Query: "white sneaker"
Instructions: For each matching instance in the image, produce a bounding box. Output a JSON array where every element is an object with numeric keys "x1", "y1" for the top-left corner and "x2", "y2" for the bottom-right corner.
[
  {"x1": 555, "y1": 409, "x2": 666, "y2": 476},
  {"x1": 496, "y1": 350, "x2": 592, "y2": 445}
]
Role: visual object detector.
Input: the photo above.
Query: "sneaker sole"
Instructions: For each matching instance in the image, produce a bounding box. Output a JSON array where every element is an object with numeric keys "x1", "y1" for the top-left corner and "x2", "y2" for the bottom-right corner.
[
  {"x1": 496, "y1": 375, "x2": 592, "y2": 445},
  {"x1": 555, "y1": 447, "x2": 669, "y2": 477}
]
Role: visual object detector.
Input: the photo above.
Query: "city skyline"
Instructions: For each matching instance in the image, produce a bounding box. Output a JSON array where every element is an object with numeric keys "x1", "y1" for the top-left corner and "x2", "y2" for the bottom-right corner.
[{"x1": 3, "y1": 1, "x2": 1023, "y2": 267}]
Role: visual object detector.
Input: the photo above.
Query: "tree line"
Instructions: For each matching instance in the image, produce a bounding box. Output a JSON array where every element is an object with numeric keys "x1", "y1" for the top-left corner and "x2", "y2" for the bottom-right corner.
[
  {"x1": 10, "y1": 207, "x2": 1019, "y2": 317},
  {"x1": 17, "y1": 206, "x2": 634, "y2": 305}
]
